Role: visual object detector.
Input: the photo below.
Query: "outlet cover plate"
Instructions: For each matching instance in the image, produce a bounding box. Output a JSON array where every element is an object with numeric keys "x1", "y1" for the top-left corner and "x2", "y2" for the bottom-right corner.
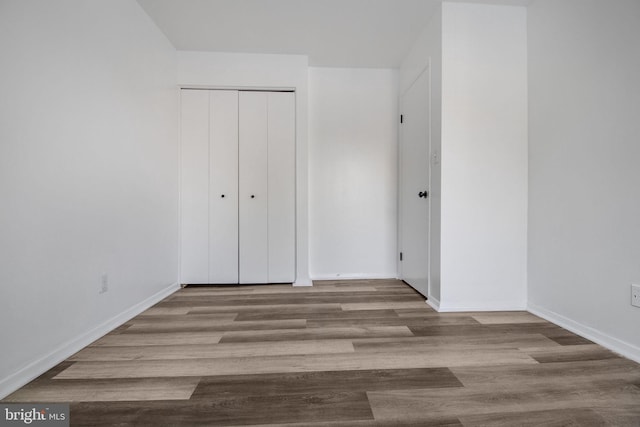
[
  {"x1": 632, "y1": 284, "x2": 640, "y2": 308},
  {"x1": 100, "y1": 273, "x2": 109, "y2": 294}
]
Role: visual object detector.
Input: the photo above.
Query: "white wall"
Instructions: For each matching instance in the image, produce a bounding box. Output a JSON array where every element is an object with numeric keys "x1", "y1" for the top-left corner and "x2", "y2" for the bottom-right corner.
[
  {"x1": 400, "y1": 4, "x2": 442, "y2": 95},
  {"x1": 440, "y1": 3, "x2": 528, "y2": 311},
  {"x1": 0, "y1": 0, "x2": 179, "y2": 397},
  {"x1": 528, "y1": 0, "x2": 640, "y2": 362},
  {"x1": 308, "y1": 67, "x2": 398, "y2": 279},
  {"x1": 177, "y1": 51, "x2": 311, "y2": 285},
  {"x1": 399, "y1": 6, "x2": 443, "y2": 303}
]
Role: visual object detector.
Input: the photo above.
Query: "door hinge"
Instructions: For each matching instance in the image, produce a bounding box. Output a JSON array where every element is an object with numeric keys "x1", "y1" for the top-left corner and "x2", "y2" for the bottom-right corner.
[
  {"x1": 400, "y1": 252, "x2": 403, "y2": 261},
  {"x1": 400, "y1": 114, "x2": 404, "y2": 124}
]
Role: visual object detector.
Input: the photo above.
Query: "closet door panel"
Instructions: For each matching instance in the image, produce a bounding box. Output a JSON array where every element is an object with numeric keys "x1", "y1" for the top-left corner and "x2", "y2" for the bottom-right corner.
[
  {"x1": 209, "y1": 90, "x2": 239, "y2": 283},
  {"x1": 238, "y1": 91, "x2": 269, "y2": 284},
  {"x1": 180, "y1": 90, "x2": 209, "y2": 284},
  {"x1": 267, "y1": 92, "x2": 296, "y2": 283}
]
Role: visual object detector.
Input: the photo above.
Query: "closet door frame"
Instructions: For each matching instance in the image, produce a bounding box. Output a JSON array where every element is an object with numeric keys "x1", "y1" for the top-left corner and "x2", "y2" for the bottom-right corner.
[{"x1": 179, "y1": 87, "x2": 297, "y2": 286}]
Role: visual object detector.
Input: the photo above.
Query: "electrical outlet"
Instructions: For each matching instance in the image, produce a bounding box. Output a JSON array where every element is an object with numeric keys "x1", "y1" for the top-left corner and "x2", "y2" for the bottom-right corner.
[
  {"x1": 632, "y1": 284, "x2": 640, "y2": 308},
  {"x1": 100, "y1": 273, "x2": 109, "y2": 294}
]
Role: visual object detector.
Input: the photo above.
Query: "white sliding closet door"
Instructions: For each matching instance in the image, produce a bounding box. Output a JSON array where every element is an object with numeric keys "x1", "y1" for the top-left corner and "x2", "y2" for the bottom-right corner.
[
  {"x1": 239, "y1": 92, "x2": 269, "y2": 284},
  {"x1": 209, "y1": 91, "x2": 239, "y2": 283},
  {"x1": 267, "y1": 92, "x2": 296, "y2": 283},
  {"x1": 180, "y1": 90, "x2": 209, "y2": 284}
]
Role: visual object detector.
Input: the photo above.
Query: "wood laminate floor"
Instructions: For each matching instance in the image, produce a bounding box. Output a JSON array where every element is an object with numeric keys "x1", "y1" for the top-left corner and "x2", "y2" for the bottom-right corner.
[{"x1": 4, "y1": 280, "x2": 640, "y2": 426}]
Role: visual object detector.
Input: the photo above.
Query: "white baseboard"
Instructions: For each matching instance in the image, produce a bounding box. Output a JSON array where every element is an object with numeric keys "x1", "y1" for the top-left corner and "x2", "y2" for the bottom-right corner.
[
  {"x1": 436, "y1": 300, "x2": 527, "y2": 312},
  {"x1": 310, "y1": 274, "x2": 398, "y2": 281},
  {"x1": 528, "y1": 303, "x2": 640, "y2": 364},
  {"x1": 426, "y1": 295, "x2": 440, "y2": 311},
  {"x1": 293, "y1": 281, "x2": 312, "y2": 287},
  {"x1": 293, "y1": 274, "x2": 313, "y2": 286},
  {"x1": 0, "y1": 282, "x2": 180, "y2": 399}
]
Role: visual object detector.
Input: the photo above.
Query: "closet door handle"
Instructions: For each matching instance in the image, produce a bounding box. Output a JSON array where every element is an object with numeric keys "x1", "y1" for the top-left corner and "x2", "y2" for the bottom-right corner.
[
  {"x1": 221, "y1": 194, "x2": 225, "y2": 198},
  {"x1": 251, "y1": 195, "x2": 255, "y2": 199}
]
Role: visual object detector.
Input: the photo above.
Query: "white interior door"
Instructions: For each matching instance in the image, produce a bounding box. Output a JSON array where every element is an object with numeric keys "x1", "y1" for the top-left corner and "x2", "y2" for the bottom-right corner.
[
  {"x1": 239, "y1": 91, "x2": 269, "y2": 284},
  {"x1": 208, "y1": 90, "x2": 239, "y2": 283},
  {"x1": 180, "y1": 90, "x2": 209, "y2": 284},
  {"x1": 267, "y1": 92, "x2": 296, "y2": 283},
  {"x1": 399, "y1": 69, "x2": 430, "y2": 297}
]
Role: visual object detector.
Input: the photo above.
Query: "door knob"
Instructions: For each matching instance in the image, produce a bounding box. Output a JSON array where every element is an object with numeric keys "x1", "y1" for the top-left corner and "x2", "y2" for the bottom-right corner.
[
  {"x1": 221, "y1": 194, "x2": 225, "y2": 198},
  {"x1": 251, "y1": 195, "x2": 255, "y2": 199},
  {"x1": 418, "y1": 191, "x2": 429, "y2": 199}
]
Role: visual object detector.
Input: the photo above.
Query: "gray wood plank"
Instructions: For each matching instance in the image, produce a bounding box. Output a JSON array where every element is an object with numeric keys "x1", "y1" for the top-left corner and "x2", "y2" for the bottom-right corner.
[
  {"x1": 69, "y1": 393, "x2": 374, "y2": 426},
  {"x1": 190, "y1": 368, "x2": 462, "y2": 398},
  {"x1": 54, "y1": 348, "x2": 537, "y2": 379},
  {"x1": 90, "y1": 332, "x2": 223, "y2": 347},
  {"x1": 70, "y1": 340, "x2": 354, "y2": 361},
  {"x1": 219, "y1": 326, "x2": 415, "y2": 343},
  {"x1": 3, "y1": 378, "x2": 200, "y2": 402},
  {"x1": 367, "y1": 383, "x2": 640, "y2": 421}
]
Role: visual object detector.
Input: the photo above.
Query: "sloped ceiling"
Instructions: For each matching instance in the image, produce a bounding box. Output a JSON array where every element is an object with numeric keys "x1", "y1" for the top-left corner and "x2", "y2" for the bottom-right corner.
[{"x1": 137, "y1": 0, "x2": 530, "y2": 68}]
